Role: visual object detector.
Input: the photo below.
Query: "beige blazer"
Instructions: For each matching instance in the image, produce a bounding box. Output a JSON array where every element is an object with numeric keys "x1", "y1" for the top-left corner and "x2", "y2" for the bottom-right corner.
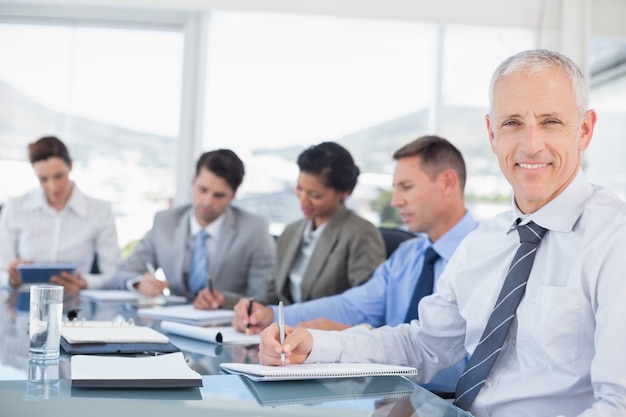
[{"x1": 264, "y1": 204, "x2": 385, "y2": 305}]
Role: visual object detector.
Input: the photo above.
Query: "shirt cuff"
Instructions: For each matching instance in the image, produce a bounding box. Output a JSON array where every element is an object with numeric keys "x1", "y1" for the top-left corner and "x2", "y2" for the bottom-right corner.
[
  {"x1": 269, "y1": 304, "x2": 279, "y2": 323},
  {"x1": 0, "y1": 271, "x2": 8, "y2": 288},
  {"x1": 125, "y1": 275, "x2": 144, "y2": 292},
  {"x1": 305, "y1": 329, "x2": 343, "y2": 363}
]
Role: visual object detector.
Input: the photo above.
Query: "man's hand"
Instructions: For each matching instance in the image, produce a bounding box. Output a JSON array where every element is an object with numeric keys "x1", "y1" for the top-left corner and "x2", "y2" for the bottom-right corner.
[
  {"x1": 232, "y1": 298, "x2": 274, "y2": 334},
  {"x1": 50, "y1": 271, "x2": 88, "y2": 294},
  {"x1": 296, "y1": 317, "x2": 350, "y2": 331},
  {"x1": 193, "y1": 287, "x2": 225, "y2": 310},
  {"x1": 135, "y1": 272, "x2": 169, "y2": 297},
  {"x1": 259, "y1": 323, "x2": 313, "y2": 365},
  {"x1": 8, "y1": 258, "x2": 31, "y2": 288}
]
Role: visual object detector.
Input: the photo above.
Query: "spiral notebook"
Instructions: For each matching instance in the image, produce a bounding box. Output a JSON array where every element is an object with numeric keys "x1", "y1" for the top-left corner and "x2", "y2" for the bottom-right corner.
[{"x1": 220, "y1": 362, "x2": 418, "y2": 381}]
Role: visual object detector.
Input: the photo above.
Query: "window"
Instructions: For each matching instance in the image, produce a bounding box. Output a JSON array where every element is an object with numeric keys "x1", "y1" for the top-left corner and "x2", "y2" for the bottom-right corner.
[
  {"x1": 587, "y1": 38, "x2": 626, "y2": 200},
  {"x1": 0, "y1": 22, "x2": 183, "y2": 247},
  {"x1": 203, "y1": 12, "x2": 536, "y2": 228}
]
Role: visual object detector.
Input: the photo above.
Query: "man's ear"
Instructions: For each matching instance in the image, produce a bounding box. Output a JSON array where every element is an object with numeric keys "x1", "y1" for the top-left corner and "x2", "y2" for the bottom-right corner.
[
  {"x1": 486, "y1": 114, "x2": 497, "y2": 155},
  {"x1": 440, "y1": 168, "x2": 458, "y2": 196},
  {"x1": 578, "y1": 109, "x2": 597, "y2": 152}
]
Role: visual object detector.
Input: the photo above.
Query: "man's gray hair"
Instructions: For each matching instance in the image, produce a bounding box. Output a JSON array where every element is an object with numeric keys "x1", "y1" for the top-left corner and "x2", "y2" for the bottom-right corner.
[{"x1": 488, "y1": 49, "x2": 588, "y2": 119}]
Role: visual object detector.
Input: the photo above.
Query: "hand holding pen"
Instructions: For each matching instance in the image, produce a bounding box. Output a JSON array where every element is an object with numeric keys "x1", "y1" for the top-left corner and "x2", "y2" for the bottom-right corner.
[
  {"x1": 257, "y1": 304, "x2": 314, "y2": 366},
  {"x1": 140, "y1": 262, "x2": 170, "y2": 297},
  {"x1": 192, "y1": 274, "x2": 224, "y2": 310},
  {"x1": 232, "y1": 298, "x2": 274, "y2": 333},
  {"x1": 278, "y1": 301, "x2": 285, "y2": 365},
  {"x1": 245, "y1": 298, "x2": 254, "y2": 335}
]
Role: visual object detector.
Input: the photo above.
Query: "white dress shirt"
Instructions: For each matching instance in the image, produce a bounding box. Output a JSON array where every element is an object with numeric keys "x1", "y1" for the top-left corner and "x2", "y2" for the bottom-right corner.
[
  {"x1": 288, "y1": 220, "x2": 328, "y2": 303},
  {"x1": 307, "y1": 170, "x2": 626, "y2": 417},
  {"x1": 0, "y1": 184, "x2": 121, "y2": 289}
]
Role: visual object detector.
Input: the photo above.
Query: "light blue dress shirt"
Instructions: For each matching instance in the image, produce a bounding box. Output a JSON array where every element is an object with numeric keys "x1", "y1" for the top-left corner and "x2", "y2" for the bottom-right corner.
[{"x1": 307, "y1": 170, "x2": 626, "y2": 417}]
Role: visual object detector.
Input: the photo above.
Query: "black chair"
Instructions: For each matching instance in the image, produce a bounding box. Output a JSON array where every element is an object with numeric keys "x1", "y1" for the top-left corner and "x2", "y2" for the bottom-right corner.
[{"x1": 378, "y1": 227, "x2": 415, "y2": 258}]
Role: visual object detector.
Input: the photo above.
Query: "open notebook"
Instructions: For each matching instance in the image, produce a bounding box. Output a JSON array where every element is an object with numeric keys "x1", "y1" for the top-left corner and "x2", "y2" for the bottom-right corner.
[
  {"x1": 220, "y1": 362, "x2": 418, "y2": 382},
  {"x1": 241, "y1": 375, "x2": 417, "y2": 407}
]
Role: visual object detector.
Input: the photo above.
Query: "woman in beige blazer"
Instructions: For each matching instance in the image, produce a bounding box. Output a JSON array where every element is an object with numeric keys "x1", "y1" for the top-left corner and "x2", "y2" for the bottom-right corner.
[{"x1": 264, "y1": 142, "x2": 386, "y2": 305}]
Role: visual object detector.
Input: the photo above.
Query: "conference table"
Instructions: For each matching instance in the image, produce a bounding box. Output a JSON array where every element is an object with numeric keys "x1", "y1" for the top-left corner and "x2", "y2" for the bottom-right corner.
[{"x1": 0, "y1": 288, "x2": 470, "y2": 417}]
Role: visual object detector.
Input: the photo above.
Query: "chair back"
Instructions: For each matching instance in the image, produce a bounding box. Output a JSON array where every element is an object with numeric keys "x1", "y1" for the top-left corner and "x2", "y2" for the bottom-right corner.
[{"x1": 378, "y1": 227, "x2": 415, "y2": 258}]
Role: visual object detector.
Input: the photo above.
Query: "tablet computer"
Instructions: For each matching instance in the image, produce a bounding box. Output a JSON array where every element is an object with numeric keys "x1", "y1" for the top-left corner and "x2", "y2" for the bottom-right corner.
[{"x1": 18, "y1": 263, "x2": 76, "y2": 284}]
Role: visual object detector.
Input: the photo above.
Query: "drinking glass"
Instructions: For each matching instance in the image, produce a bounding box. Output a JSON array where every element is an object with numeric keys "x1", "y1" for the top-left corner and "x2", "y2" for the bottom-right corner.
[{"x1": 29, "y1": 285, "x2": 64, "y2": 360}]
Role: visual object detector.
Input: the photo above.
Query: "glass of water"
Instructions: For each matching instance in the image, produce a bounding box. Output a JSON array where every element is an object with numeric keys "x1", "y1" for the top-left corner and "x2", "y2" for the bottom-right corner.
[{"x1": 29, "y1": 285, "x2": 64, "y2": 360}]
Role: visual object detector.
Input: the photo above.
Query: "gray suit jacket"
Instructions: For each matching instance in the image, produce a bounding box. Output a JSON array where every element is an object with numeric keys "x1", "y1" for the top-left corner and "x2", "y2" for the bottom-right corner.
[
  {"x1": 264, "y1": 204, "x2": 385, "y2": 305},
  {"x1": 109, "y1": 205, "x2": 275, "y2": 306}
]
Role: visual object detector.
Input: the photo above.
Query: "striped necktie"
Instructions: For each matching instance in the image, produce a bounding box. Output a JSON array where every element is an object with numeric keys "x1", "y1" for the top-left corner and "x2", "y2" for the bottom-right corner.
[
  {"x1": 454, "y1": 220, "x2": 548, "y2": 411},
  {"x1": 188, "y1": 230, "x2": 209, "y2": 294}
]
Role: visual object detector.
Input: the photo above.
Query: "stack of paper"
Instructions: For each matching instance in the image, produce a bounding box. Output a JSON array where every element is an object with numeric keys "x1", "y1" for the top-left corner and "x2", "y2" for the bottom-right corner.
[
  {"x1": 61, "y1": 321, "x2": 179, "y2": 355},
  {"x1": 137, "y1": 304, "x2": 234, "y2": 326},
  {"x1": 71, "y1": 352, "x2": 202, "y2": 388},
  {"x1": 79, "y1": 289, "x2": 188, "y2": 305}
]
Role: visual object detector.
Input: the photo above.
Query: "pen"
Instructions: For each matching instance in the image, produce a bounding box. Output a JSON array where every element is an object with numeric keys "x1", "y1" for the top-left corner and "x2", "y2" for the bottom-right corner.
[
  {"x1": 146, "y1": 262, "x2": 171, "y2": 297},
  {"x1": 278, "y1": 301, "x2": 285, "y2": 365},
  {"x1": 245, "y1": 298, "x2": 254, "y2": 335},
  {"x1": 207, "y1": 274, "x2": 214, "y2": 295}
]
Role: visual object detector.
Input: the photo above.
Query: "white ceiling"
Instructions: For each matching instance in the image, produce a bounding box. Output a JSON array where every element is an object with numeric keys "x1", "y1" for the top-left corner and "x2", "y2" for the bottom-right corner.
[{"x1": 1, "y1": 0, "x2": 625, "y2": 39}]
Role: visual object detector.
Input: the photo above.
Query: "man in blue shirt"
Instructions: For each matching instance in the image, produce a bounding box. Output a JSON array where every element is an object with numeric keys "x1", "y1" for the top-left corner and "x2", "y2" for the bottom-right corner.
[{"x1": 233, "y1": 135, "x2": 478, "y2": 392}]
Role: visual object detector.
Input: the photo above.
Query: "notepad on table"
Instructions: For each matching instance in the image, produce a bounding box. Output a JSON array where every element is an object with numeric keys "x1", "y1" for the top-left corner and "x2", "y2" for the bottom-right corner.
[
  {"x1": 61, "y1": 321, "x2": 179, "y2": 355},
  {"x1": 161, "y1": 321, "x2": 260, "y2": 345},
  {"x1": 220, "y1": 362, "x2": 418, "y2": 381},
  {"x1": 71, "y1": 352, "x2": 202, "y2": 388},
  {"x1": 137, "y1": 304, "x2": 234, "y2": 325},
  {"x1": 62, "y1": 323, "x2": 169, "y2": 344},
  {"x1": 79, "y1": 289, "x2": 187, "y2": 305}
]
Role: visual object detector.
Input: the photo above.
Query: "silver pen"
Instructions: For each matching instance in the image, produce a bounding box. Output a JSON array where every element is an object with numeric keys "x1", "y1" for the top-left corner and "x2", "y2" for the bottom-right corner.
[
  {"x1": 146, "y1": 262, "x2": 171, "y2": 297},
  {"x1": 278, "y1": 301, "x2": 285, "y2": 365}
]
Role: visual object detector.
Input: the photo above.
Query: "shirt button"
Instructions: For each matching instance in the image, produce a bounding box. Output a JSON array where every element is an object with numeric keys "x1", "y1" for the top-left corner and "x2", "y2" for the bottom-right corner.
[{"x1": 484, "y1": 380, "x2": 491, "y2": 388}]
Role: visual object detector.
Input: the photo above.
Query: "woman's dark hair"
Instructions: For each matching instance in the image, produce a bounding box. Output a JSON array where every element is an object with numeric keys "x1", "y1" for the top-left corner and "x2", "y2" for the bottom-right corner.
[
  {"x1": 297, "y1": 142, "x2": 360, "y2": 194},
  {"x1": 195, "y1": 149, "x2": 245, "y2": 192},
  {"x1": 28, "y1": 136, "x2": 72, "y2": 166}
]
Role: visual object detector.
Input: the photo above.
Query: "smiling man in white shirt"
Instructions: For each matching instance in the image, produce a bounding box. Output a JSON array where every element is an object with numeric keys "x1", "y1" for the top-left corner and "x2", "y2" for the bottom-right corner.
[{"x1": 259, "y1": 49, "x2": 626, "y2": 417}]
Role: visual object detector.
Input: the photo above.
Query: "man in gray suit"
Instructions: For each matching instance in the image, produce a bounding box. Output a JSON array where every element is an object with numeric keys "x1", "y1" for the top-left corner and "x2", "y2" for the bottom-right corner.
[{"x1": 109, "y1": 149, "x2": 276, "y2": 309}]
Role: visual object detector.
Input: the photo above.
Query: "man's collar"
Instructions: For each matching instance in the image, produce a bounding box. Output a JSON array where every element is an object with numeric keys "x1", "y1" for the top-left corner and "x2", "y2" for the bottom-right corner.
[{"x1": 511, "y1": 169, "x2": 592, "y2": 233}]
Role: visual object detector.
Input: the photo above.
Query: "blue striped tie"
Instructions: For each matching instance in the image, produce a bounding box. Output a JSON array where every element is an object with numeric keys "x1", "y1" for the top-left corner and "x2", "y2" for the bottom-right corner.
[
  {"x1": 454, "y1": 220, "x2": 548, "y2": 411},
  {"x1": 188, "y1": 230, "x2": 209, "y2": 294}
]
